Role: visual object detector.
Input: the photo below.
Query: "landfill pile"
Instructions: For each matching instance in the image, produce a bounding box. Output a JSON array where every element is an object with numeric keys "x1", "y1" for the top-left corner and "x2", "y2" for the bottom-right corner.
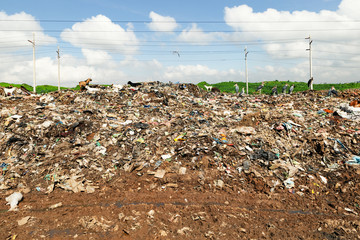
[{"x1": 1, "y1": 82, "x2": 360, "y2": 239}]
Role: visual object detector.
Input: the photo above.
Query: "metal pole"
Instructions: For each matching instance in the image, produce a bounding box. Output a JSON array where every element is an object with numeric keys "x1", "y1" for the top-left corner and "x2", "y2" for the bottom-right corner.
[
  {"x1": 57, "y1": 46, "x2": 60, "y2": 91},
  {"x1": 306, "y1": 35, "x2": 313, "y2": 90},
  {"x1": 244, "y1": 47, "x2": 249, "y2": 94},
  {"x1": 28, "y1": 33, "x2": 36, "y2": 94}
]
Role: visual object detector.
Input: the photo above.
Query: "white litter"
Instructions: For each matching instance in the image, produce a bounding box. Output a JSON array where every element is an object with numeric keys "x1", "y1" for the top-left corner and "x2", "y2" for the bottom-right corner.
[
  {"x1": 319, "y1": 175, "x2": 328, "y2": 184},
  {"x1": 5, "y1": 192, "x2": 23, "y2": 211}
]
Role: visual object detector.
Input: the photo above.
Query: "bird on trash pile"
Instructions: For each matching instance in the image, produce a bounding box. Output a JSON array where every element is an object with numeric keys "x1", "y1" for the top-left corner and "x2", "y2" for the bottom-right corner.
[
  {"x1": 282, "y1": 84, "x2": 288, "y2": 94},
  {"x1": 308, "y1": 77, "x2": 313, "y2": 89},
  {"x1": 128, "y1": 81, "x2": 142, "y2": 87},
  {"x1": 328, "y1": 86, "x2": 338, "y2": 97},
  {"x1": 3, "y1": 86, "x2": 17, "y2": 96},
  {"x1": 211, "y1": 87, "x2": 221, "y2": 93},
  {"x1": 240, "y1": 87, "x2": 245, "y2": 96},
  {"x1": 234, "y1": 83, "x2": 239, "y2": 94},
  {"x1": 255, "y1": 82, "x2": 265, "y2": 94},
  {"x1": 204, "y1": 85, "x2": 213, "y2": 92},
  {"x1": 271, "y1": 86, "x2": 278, "y2": 96},
  {"x1": 289, "y1": 84, "x2": 295, "y2": 94}
]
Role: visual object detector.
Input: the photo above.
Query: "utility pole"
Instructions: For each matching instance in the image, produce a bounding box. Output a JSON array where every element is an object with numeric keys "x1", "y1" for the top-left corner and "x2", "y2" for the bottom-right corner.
[
  {"x1": 306, "y1": 35, "x2": 313, "y2": 90},
  {"x1": 244, "y1": 47, "x2": 249, "y2": 94},
  {"x1": 28, "y1": 33, "x2": 36, "y2": 94},
  {"x1": 56, "y1": 46, "x2": 60, "y2": 91}
]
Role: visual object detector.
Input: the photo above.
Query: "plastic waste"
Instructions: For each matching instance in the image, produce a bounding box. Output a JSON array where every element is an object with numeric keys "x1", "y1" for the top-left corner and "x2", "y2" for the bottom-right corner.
[
  {"x1": 284, "y1": 178, "x2": 295, "y2": 189},
  {"x1": 5, "y1": 192, "x2": 23, "y2": 211},
  {"x1": 174, "y1": 132, "x2": 187, "y2": 142},
  {"x1": 346, "y1": 155, "x2": 360, "y2": 165},
  {"x1": 243, "y1": 160, "x2": 251, "y2": 171}
]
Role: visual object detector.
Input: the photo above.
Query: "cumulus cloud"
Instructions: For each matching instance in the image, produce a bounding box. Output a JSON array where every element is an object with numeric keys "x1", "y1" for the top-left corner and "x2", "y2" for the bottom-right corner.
[
  {"x1": 177, "y1": 23, "x2": 220, "y2": 45},
  {"x1": 147, "y1": 11, "x2": 179, "y2": 32},
  {"x1": 61, "y1": 15, "x2": 139, "y2": 55},
  {"x1": 252, "y1": 64, "x2": 307, "y2": 82},
  {"x1": 224, "y1": 4, "x2": 360, "y2": 41},
  {"x1": 0, "y1": 54, "x2": 32, "y2": 83},
  {"x1": 224, "y1": 0, "x2": 360, "y2": 83},
  {"x1": 119, "y1": 58, "x2": 164, "y2": 82},
  {"x1": 81, "y1": 49, "x2": 113, "y2": 65},
  {"x1": 337, "y1": 0, "x2": 360, "y2": 19},
  {"x1": 163, "y1": 64, "x2": 243, "y2": 83},
  {"x1": 224, "y1": 0, "x2": 360, "y2": 46},
  {"x1": 0, "y1": 11, "x2": 57, "y2": 51}
]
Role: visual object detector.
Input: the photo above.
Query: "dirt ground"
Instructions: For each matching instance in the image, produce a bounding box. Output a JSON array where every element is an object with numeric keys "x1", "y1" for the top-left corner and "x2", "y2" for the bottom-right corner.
[{"x1": 1, "y1": 170, "x2": 359, "y2": 240}]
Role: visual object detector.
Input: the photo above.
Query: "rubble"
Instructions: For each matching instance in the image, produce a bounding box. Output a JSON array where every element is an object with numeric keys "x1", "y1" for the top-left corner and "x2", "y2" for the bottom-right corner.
[
  {"x1": 1, "y1": 84, "x2": 360, "y2": 194},
  {"x1": 17, "y1": 216, "x2": 31, "y2": 226},
  {"x1": 1, "y1": 83, "x2": 360, "y2": 238}
]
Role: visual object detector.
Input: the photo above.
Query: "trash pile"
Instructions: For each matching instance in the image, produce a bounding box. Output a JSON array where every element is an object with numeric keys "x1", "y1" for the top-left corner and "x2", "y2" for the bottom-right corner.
[{"x1": 1, "y1": 83, "x2": 360, "y2": 210}]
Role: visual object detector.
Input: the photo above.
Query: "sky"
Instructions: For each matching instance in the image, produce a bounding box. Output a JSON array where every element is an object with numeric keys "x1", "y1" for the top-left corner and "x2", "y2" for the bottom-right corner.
[{"x1": 1, "y1": 0, "x2": 359, "y2": 88}]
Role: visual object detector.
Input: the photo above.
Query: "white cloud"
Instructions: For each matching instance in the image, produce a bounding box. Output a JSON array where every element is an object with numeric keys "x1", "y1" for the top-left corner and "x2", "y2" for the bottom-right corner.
[
  {"x1": 163, "y1": 64, "x2": 243, "y2": 83},
  {"x1": 147, "y1": 11, "x2": 178, "y2": 32},
  {"x1": 0, "y1": 54, "x2": 32, "y2": 84},
  {"x1": 81, "y1": 49, "x2": 113, "y2": 65},
  {"x1": 338, "y1": 0, "x2": 360, "y2": 19},
  {"x1": 224, "y1": 4, "x2": 360, "y2": 41},
  {"x1": 117, "y1": 57, "x2": 164, "y2": 82},
  {"x1": 0, "y1": 11, "x2": 57, "y2": 52},
  {"x1": 177, "y1": 23, "x2": 219, "y2": 45},
  {"x1": 61, "y1": 14, "x2": 139, "y2": 55},
  {"x1": 263, "y1": 41, "x2": 308, "y2": 59},
  {"x1": 224, "y1": 0, "x2": 360, "y2": 83}
]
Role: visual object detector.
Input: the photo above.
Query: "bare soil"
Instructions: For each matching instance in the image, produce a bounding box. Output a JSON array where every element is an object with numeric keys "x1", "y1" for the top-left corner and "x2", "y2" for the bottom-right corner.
[{"x1": 1, "y1": 170, "x2": 360, "y2": 240}]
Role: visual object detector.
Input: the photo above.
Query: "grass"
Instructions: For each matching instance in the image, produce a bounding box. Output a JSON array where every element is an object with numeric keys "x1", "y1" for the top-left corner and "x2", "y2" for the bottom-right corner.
[
  {"x1": 198, "y1": 80, "x2": 360, "y2": 95},
  {"x1": 2, "y1": 80, "x2": 360, "y2": 95},
  {"x1": 0, "y1": 82, "x2": 70, "y2": 93},
  {"x1": 0, "y1": 82, "x2": 114, "y2": 93}
]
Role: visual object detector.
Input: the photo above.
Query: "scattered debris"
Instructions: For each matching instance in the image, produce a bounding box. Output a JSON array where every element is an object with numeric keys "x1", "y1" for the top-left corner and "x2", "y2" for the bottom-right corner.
[
  {"x1": 1, "y1": 83, "x2": 360, "y2": 239},
  {"x1": 5, "y1": 192, "x2": 23, "y2": 211},
  {"x1": 17, "y1": 216, "x2": 31, "y2": 226},
  {"x1": 49, "y1": 202, "x2": 63, "y2": 210}
]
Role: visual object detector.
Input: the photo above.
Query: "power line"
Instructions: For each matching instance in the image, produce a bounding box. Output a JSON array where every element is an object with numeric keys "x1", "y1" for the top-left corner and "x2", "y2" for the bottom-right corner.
[
  {"x1": 2, "y1": 28, "x2": 360, "y2": 33},
  {"x1": 315, "y1": 50, "x2": 360, "y2": 56},
  {"x1": 0, "y1": 39, "x2": 306, "y2": 49},
  {"x1": 1, "y1": 35, "x2": 358, "y2": 48},
  {"x1": 0, "y1": 43, "x2": 357, "y2": 58},
  {"x1": 316, "y1": 40, "x2": 360, "y2": 47},
  {"x1": 0, "y1": 53, "x2": 359, "y2": 69},
  {"x1": 1, "y1": 19, "x2": 360, "y2": 23}
]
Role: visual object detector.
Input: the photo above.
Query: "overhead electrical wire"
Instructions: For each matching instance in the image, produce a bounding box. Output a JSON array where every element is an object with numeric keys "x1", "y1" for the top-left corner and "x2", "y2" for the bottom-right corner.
[
  {"x1": 0, "y1": 19, "x2": 359, "y2": 70},
  {"x1": 1, "y1": 19, "x2": 360, "y2": 23},
  {"x1": 1, "y1": 28, "x2": 360, "y2": 33}
]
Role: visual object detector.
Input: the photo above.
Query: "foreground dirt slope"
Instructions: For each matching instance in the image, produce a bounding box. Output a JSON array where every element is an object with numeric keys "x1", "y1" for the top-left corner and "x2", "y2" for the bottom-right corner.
[
  {"x1": 1, "y1": 185, "x2": 360, "y2": 239},
  {"x1": 0, "y1": 83, "x2": 360, "y2": 239}
]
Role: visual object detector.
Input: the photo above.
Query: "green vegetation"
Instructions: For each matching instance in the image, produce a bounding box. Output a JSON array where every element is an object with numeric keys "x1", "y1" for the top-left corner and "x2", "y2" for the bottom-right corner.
[
  {"x1": 198, "y1": 80, "x2": 360, "y2": 94},
  {"x1": 0, "y1": 82, "x2": 113, "y2": 93},
  {"x1": 0, "y1": 82, "x2": 32, "y2": 90},
  {"x1": 0, "y1": 82, "x2": 70, "y2": 93},
  {"x1": 1, "y1": 80, "x2": 360, "y2": 95}
]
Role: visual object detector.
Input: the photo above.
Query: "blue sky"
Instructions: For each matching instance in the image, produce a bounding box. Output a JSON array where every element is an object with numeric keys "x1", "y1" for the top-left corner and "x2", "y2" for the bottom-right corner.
[
  {"x1": 2, "y1": 0, "x2": 342, "y2": 18},
  {"x1": 1, "y1": 0, "x2": 359, "y2": 87}
]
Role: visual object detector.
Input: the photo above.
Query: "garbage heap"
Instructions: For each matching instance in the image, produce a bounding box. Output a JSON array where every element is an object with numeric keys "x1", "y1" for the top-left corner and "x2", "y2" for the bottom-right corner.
[{"x1": 0, "y1": 83, "x2": 359, "y2": 208}]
